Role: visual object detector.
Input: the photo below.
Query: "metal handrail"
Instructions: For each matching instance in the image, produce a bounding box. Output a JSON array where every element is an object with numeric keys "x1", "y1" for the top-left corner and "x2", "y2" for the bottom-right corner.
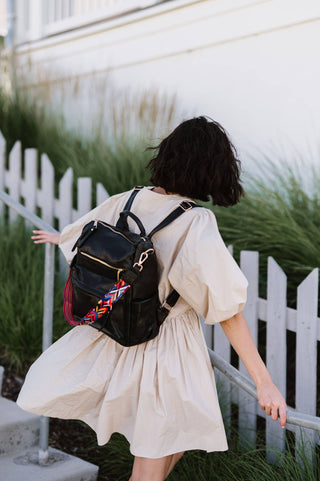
[
  {"x1": 209, "y1": 349, "x2": 320, "y2": 432},
  {"x1": 0, "y1": 189, "x2": 58, "y2": 465}
]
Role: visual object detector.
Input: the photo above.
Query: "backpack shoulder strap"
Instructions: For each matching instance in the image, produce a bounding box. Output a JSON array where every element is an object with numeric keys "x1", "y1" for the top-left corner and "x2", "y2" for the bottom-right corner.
[
  {"x1": 153, "y1": 200, "x2": 202, "y2": 322},
  {"x1": 123, "y1": 186, "x2": 144, "y2": 211},
  {"x1": 148, "y1": 200, "x2": 201, "y2": 238}
]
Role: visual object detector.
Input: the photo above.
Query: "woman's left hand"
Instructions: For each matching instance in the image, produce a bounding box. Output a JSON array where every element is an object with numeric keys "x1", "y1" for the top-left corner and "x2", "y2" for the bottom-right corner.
[
  {"x1": 256, "y1": 380, "x2": 287, "y2": 428},
  {"x1": 31, "y1": 230, "x2": 61, "y2": 245}
]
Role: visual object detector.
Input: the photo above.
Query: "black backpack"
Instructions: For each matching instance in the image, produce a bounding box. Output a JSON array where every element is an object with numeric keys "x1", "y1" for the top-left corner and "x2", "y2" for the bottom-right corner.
[{"x1": 64, "y1": 186, "x2": 199, "y2": 346}]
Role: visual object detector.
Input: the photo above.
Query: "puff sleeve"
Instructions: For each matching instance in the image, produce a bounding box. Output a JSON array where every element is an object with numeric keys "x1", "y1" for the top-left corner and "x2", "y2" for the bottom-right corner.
[{"x1": 168, "y1": 208, "x2": 248, "y2": 324}]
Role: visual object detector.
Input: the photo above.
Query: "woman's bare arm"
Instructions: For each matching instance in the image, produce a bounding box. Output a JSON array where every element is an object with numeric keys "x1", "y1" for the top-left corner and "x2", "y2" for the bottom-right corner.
[
  {"x1": 220, "y1": 311, "x2": 287, "y2": 428},
  {"x1": 31, "y1": 230, "x2": 61, "y2": 245}
]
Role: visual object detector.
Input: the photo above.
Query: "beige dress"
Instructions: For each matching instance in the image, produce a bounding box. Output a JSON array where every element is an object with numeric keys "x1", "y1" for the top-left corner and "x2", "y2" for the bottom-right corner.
[{"x1": 17, "y1": 187, "x2": 248, "y2": 458}]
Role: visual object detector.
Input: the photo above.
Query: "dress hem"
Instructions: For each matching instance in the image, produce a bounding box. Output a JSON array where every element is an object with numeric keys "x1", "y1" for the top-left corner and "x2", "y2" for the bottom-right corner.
[{"x1": 16, "y1": 401, "x2": 228, "y2": 459}]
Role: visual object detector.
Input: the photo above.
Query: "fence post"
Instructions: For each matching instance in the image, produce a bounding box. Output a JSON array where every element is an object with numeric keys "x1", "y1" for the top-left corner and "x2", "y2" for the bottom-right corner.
[
  {"x1": 295, "y1": 268, "x2": 318, "y2": 462},
  {"x1": 238, "y1": 250, "x2": 259, "y2": 448},
  {"x1": 266, "y1": 257, "x2": 287, "y2": 462},
  {"x1": 38, "y1": 241, "x2": 56, "y2": 465}
]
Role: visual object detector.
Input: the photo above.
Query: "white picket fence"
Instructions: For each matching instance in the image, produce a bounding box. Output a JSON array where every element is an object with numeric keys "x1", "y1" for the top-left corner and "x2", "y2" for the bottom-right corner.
[
  {"x1": 0, "y1": 131, "x2": 319, "y2": 461},
  {"x1": 204, "y1": 254, "x2": 320, "y2": 462},
  {"x1": 0, "y1": 131, "x2": 109, "y2": 229}
]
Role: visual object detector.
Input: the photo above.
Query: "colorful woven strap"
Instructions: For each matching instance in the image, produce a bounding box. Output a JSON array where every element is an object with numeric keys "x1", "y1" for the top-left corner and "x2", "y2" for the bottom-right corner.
[{"x1": 80, "y1": 280, "x2": 130, "y2": 324}]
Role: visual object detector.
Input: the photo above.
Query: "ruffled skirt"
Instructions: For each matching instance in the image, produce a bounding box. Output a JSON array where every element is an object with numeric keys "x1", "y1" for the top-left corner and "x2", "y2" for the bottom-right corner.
[{"x1": 17, "y1": 309, "x2": 228, "y2": 458}]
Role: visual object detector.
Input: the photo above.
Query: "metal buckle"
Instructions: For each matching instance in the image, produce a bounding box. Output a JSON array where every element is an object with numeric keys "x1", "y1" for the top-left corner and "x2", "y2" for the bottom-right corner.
[
  {"x1": 180, "y1": 201, "x2": 194, "y2": 212},
  {"x1": 161, "y1": 301, "x2": 172, "y2": 311},
  {"x1": 133, "y1": 248, "x2": 155, "y2": 272}
]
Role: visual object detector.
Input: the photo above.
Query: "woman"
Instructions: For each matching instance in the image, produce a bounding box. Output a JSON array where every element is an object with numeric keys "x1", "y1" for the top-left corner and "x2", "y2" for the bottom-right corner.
[{"x1": 17, "y1": 116, "x2": 287, "y2": 481}]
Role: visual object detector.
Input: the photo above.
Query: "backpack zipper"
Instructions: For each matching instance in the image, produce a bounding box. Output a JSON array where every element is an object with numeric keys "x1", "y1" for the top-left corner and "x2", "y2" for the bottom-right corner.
[
  {"x1": 97, "y1": 220, "x2": 136, "y2": 244},
  {"x1": 80, "y1": 251, "x2": 124, "y2": 281}
]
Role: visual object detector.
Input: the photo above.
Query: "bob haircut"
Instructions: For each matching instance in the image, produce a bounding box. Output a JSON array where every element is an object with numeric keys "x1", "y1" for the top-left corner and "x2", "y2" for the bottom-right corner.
[{"x1": 146, "y1": 116, "x2": 244, "y2": 206}]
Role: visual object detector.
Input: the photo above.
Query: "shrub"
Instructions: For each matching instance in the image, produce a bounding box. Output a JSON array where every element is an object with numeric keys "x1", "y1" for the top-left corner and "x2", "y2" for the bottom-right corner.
[{"x1": 0, "y1": 79, "x2": 180, "y2": 196}]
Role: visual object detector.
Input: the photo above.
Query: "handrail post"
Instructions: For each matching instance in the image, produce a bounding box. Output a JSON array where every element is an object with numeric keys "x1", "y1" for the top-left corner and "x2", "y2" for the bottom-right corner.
[
  {"x1": 0, "y1": 189, "x2": 59, "y2": 466},
  {"x1": 38, "y1": 242, "x2": 55, "y2": 465}
]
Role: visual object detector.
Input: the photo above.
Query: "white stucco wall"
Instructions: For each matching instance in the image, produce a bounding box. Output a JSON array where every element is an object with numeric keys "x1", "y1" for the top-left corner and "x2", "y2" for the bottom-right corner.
[{"x1": 11, "y1": 0, "x2": 320, "y2": 162}]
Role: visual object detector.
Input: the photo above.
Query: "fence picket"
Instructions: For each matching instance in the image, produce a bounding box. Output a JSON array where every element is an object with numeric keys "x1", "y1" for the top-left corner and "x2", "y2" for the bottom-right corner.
[
  {"x1": 200, "y1": 316, "x2": 213, "y2": 348},
  {"x1": 266, "y1": 257, "x2": 287, "y2": 462},
  {"x1": 0, "y1": 131, "x2": 5, "y2": 217},
  {"x1": 96, "y1": 182, "x2": 110, "y2": 205},
  {"x1": 295, "y1": 268, "x2": 318, "y2": 459},
  {"x1": 58, "y1": 168, "x2": 73, "y2": 274},
  {"x1": 58, "y1": 167, "x2": 73, "y2": 230},
  {"x1": 24, "y1": 149, "x2": 38, "y2": 217},
  {"x1": 8, "y1": 142, "x2": 22, "y2": 223},
  {"x1": 75, "y1": 177, "x2": 92, "y2": 220},
  {"x1": 40, "y1": 154, "x2": 55, "y2": 225},
  {"x1": 212, "y1": 244, "x2": 232, "y2": 430},
  {"x1": 238, "y1": 251, "x2": 259, "y2": 447},
  {"x1": 214, "y1": 322, "x2": 232, "y2": 432}
]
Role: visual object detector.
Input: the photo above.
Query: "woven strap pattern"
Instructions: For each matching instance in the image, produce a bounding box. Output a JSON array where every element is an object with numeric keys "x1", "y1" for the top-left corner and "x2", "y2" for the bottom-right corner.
[{"x1": 80, "y1": 280, "x2": 130, "y2": 324}]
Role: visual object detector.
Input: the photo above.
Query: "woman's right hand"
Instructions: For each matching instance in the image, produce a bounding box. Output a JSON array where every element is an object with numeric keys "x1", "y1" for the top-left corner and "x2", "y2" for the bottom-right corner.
[{"x1": 31, "y1": 230, "x2": 61, "y2": 245}]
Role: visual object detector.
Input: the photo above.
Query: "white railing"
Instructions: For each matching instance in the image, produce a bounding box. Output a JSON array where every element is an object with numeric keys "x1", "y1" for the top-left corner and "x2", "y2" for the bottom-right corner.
[
  {"x1": 1, "y1": 131, "x2": 320, "y2": 462},
  {"x1": 14, "y1": 0, "x2": 168, "y2": 43}
]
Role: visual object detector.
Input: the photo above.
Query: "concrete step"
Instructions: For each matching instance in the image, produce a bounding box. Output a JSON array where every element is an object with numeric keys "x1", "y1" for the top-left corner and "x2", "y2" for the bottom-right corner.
[
  {"x1": 0, "y1": 397, "x2": 40, "y2": 456},
  {"x1": 0, "y1": 447, "x2": 99, "y2": 481},
  {"x1": 0, "y1": 372, "x2": 99, "y2": 480}
]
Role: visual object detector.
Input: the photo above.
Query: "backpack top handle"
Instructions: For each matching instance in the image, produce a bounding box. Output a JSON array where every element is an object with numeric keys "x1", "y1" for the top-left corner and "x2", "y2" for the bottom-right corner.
[
  {"x1": 116, "y1": 186, "x2": 144, "y2": 231},
  {"x1": 119, "y1": 210, "x2": 146, "y2": 236}
]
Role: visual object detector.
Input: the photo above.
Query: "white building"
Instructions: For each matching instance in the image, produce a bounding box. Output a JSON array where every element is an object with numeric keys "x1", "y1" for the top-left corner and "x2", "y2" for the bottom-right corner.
[
  {"x1": 0, "y1": 0, "x2": 6, "y2": 38},
  {"x1": 3, "y1": 0, "x2": 320, "y2": 161}
]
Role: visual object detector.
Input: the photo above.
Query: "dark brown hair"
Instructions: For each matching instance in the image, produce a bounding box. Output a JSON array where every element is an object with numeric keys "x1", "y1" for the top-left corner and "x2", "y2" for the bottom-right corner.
[{"x1": 146, "y1": 116, "x2": 244, "y2": 206}]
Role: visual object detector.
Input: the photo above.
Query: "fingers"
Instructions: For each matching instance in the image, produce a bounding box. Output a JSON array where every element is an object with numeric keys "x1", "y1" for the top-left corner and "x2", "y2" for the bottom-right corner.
[
  {"x1": 279, "y1": 404, "x2": 287, "y2": 429},
  {"x1": 31, "y1": 230, "x2": 49, "y2": 244},
  {"x1": 261, "y1": 402, "x2": 287, "y2": 428},
  {"x1": 31, "y1": 231, "x2": 61, "y2": 245},
  {"x1": 265, "y1": 405, "x2": 271, "y2": 417},
  {"x1": 257, "y1": 381, "x2": 287, "y2": 429},
  {"x1": 271, "y1": 406, "x2": 278, "y2": 421}
]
